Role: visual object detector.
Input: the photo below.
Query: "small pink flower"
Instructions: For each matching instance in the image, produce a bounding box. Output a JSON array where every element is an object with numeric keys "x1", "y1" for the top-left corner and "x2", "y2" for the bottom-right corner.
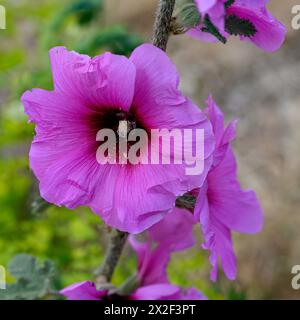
[
  {"x1": 21, "y1": 44, "x2": 214, "y2": 234},
  {"x1": 60, "y1": 208, "x2": 206, "y2": 300},
  {"x1": 194, "y1": 96, "x2": 263, "y2": 281},
  {"x1": 129, "y1": 208, "x2": 206, "y2": 300},
  {"x1": 190, "y1": 0, "x2": 286, "y2": 52}
]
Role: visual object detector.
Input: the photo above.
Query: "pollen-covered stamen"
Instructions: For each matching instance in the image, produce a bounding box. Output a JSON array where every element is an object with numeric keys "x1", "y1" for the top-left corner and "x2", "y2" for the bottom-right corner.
[
  {"x1": 118, "y1": 120, "x2": 129, "y2": 140},
  {"x1": 89, "y1": 109, "x2": 143, "y2": 139},
  {"x1": 91, "y1": 108, "x2": 148, "y2": 164},
  {"x1": 115, "y1": 112, "x2": 137, "y2": 141}
]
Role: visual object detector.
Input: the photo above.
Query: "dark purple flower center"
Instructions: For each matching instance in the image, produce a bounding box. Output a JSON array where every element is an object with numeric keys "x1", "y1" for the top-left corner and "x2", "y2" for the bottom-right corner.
[
  {"x1": 87, "y1": 108, "x2": 149, "y2": 162},
  {"x1": 88, "y1": 108, "x2": 147, "y2": 138}
]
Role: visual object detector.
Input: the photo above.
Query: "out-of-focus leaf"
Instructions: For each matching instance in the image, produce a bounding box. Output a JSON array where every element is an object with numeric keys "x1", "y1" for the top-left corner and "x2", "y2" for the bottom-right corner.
[
  {"x1": 77, "y1": 26, "x2": 143, "y2": 56},
  {"x1": 51, "y1": 0, "x2": 104, "y2": 30},
  {"x1": 173, "y1": 0, "x2": 201, "y2": 31},
  {"x1": 227, "y1": 287, "x2": 247, "y2": 300},
  {"x1": 0, "y1": 254, "x2": 57, "y2": 300},
  {"x1": 31, "y1": 197, "x2": 53, "y2": 216}
]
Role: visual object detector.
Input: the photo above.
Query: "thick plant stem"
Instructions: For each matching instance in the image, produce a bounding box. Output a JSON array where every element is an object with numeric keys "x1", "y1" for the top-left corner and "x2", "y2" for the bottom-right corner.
[
  {"x1": 95, "y1": 229, "x2": 128, "y2": 283},
  {"x1": 152, "y1": 0, "x2": 176, "y2": 51},
  {"x1": 96, "y1": 0, "x2": 176, "y2": 285}
]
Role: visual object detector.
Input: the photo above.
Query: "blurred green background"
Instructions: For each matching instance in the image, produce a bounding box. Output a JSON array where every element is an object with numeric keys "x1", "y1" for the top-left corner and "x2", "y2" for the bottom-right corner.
[{"x1": 0, "y1": 0, "x2": 299, "y2": 300}]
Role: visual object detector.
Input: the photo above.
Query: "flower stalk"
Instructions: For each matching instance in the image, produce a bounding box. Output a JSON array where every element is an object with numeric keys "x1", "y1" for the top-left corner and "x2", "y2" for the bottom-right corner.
[
  {"x1": 95, "y1": 229, "x2": 128, "y2": 284},
  {"x1": 152, "y1": 0, "x2": 176, "y2": 51}
]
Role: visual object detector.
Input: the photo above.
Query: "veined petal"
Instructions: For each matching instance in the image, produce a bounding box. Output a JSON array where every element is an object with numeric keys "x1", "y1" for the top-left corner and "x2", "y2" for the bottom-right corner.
[
  {"x1": 208, "y1": 149, "x2": 264, "y2": 233},
  {"x1": 50, "y1": 46, "x2": 136, "y2": 110},
  {"x1": 227, "y1": 5, "x2": 286, "y2": 52}
]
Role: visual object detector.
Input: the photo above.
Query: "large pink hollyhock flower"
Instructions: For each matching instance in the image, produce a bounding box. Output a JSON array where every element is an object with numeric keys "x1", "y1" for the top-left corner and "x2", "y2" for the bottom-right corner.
[
  {"x1": 189, "y1": 0, "x2": 286, "y2": 52},
  {"x1": 60, "y1": 208, "x2": 206, "y2": 300},
  {"x1": 21, "y1": 44, "x2": 214, "y2": 234},
  {"x1": 194, "y1": 96, "x2": 263, "y2": 281}
]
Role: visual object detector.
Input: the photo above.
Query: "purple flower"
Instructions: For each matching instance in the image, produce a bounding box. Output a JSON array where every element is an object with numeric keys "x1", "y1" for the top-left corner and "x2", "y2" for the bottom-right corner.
[
  {"x1": 60, "y1": 208, "x2": 206, "y2": 300},
  {"x1": 190, "y1": 0, "x2": 286, "y2": 52},
  {"x1": 128, "y1": 207, "x2": 206, "y2": 300},
  {"x1": 193, "y1": 96, "x2": 263, "y2": 281},
  {"x1": 191, "y1": 0, "x2": 227, "y2": 42},
  {"x1": 21, "y1": 44, "x2": 214, "y2": 234},
  {"x1": 129, "y1": 208, "x2": 195, "y2": 283},
  {"x1": 60, "y1": 281, "x2": 107, "y2": 300}
]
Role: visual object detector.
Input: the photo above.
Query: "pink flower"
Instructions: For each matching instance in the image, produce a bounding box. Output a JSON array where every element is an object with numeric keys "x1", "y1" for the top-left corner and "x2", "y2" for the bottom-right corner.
[
  {"x1": 60, "y1": 208, "x2": 206, "y2": 300},
  {"x1": 189, "y1": 0, "x2": 286, "y2": 52},
  {"x1": 130, "y1": 208, "x2": 196, "y2": 282},
  {"x1": 129, "y1": 208, "x2": 206, "y2": 300},
  {"x1": 60, "y1": 281, "x2": 107, "y2": 300},
  {"x1": 21, "y1": 44, "x2": 214, "y2": 234},
  {"x1": 193, "y1": 96, "x2": 263, "y2": 281},
  {"x1": 191, "y1": 0, "x2": 227, "y2": 42}
]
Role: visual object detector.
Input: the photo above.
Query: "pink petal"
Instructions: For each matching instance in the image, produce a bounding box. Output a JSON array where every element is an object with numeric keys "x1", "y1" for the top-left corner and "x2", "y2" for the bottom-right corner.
[
  {"x1": 60, "y1": 281, "x2": 107, "y2": 300},
  {"x1": 129, "y1": 236, "x2": 169, "y2": 286},
  {"x1": 227, "y1": 5, "x2": 286, "y2": 52},
  {"x1": 195, "y1": 0, "x2": 218, "y2": 13},
  {"x1": 205, "y1": 95, "x2": 238, "y2": 167},
  {"x1": 130, "y1": 284, "x2": 180, "y2": 300},
  {"x1": 149, "y1": 208, "x2": 196, "y2": 251},
  {"x1": 201, "y1": 213, "x2": 237, "y2": 281},
  {"x1": 208, "y1": 149, "x2": 264, "y2": 234},
  {"x1": 50, "y1": 46, "x2": 136, "y2": 110},
  {"x1": 130, "y1": 44, "x2": 210, "y2": 129}
]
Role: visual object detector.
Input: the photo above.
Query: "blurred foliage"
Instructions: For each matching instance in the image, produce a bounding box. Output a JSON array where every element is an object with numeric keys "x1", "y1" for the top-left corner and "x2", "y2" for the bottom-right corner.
[
  {"x1": 50, "y1": 0, "x2": 104, "y2": 29},
  {"x1": 0, "y1": 254, "x2": 58, "y2": 300},
  {"x1": 77, "y1": 25, "x2": 143, "y2": 56},
  {"x1": 0, "y1": 0, "x2": 233, "y2": 300}
]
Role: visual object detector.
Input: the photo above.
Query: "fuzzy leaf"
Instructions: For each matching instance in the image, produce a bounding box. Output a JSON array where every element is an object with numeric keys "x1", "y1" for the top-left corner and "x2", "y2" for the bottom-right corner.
[
  {"x1": 31, "y1": 197, "x2": 52, "y2": 216},
  {"x1": 51, "y1": 0, "x2": 104, "y2": 30},
  {"x1": 225, "y1": 0, "x2": 235, "y2": 9},
  {"x1": 77, "y1": 26, "x2": 143, "y2": 56},
  {"x1": 0, "y1": 254, "x2": 57, "y2": 300},
  {"x1": 173, "y1": 0, "x2": 201, "y2": 30}
]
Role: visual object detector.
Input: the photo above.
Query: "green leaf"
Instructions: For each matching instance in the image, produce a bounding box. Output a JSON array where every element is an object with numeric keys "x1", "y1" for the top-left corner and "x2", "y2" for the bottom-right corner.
[
  {"x1": 31, "y1": 197, "x2": 52, "y2": 216},
  {"x1": 173, "y1": 0, "x2": 201, "y2": 32},
  {"x1": 225, "y1": 0, "x2": 235, "y2": 9},
  {"x1": 225, "y1": 14, "x2": 257, "y2": 37},
  {"x1": 0, "y1": 254, "x2": 57, "y2": 300},
  {"x1": 50, "y1": 0, "x2": 104, "y2": 30},
  {"x1": 77, "y1": 26, "x2": 143, "y2": 56},
  {"x1": 201, "y1": 15, "x2": 227, "y2": 44}
]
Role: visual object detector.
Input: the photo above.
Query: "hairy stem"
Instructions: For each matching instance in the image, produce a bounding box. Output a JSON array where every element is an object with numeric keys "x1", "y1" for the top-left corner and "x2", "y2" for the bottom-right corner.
[
  {"x1": 95, "y1": 229, "x2": 128, "y2": 283},
  {"x1": 152, "y1": 0, "x2": 176, "y2": 51},
  {"x1": 96, "y1": 0, "x2": 177, "y2": 285}
]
